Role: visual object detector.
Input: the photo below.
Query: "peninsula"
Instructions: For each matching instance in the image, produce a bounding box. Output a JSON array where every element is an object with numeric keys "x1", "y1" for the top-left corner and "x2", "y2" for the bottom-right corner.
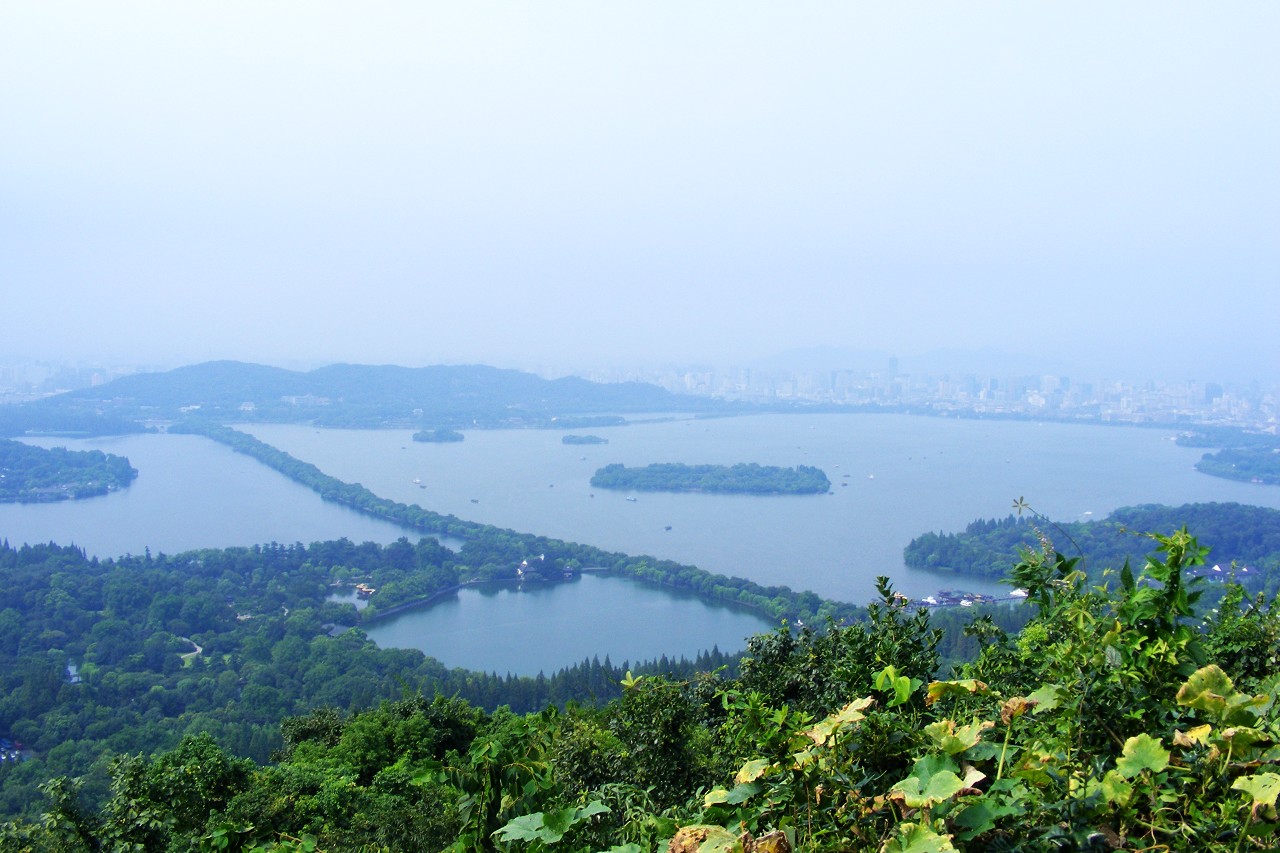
[{"x1": 0, "y1": 438, "x2": 138, "y2": 502}]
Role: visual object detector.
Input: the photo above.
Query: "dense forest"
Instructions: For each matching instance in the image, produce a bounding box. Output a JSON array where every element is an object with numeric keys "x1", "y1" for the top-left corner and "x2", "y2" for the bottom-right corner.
[
  {"x1": 0, "y1": 537, "x2": 741, "y2": 822},
  {"x1": 589, "y1": 463, "x2": 831, "y2": 495},
  {"x1": 0, "y1": 439, "x2": 137, "y2": 503},
  {"x1": 903, "y1": 502, "x2": 1280, "y2": 595},
  {"x1": 2, "y1": 529, "x2": 1277, "y2": 851}
]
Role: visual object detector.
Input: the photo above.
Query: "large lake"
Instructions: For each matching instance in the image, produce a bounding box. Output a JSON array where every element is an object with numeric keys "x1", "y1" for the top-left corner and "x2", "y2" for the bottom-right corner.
[
  {"x1": 4, "y1": 413, "x2": 1278, "y2": 673},
  {"x1": 243, "y1": 414, "x2": 1280, "y2": 602}
]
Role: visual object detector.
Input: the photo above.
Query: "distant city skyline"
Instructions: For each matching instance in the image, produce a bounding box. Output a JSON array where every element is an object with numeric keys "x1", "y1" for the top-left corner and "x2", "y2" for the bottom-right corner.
[
  {"x1": 3, "y1": 4, "x2": 1277, "y2": 382},
  {"x1": 1, "y1": 344, "x2": 1277, "y2": 391},
  {"x1": 3, "y1": 352, "x2": 1275, "y2": 434}
]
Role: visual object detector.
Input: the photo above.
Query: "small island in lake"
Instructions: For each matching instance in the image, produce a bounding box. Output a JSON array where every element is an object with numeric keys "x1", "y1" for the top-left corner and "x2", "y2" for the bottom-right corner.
[
  {"x1": 590, "y1": 462, "x2": 831, "y2": 495},
  {"x1": 412, "y1": 428, "x2": 465, "y2": 443},
  {"x1": 562, "y1": 434, "x2": 609, "y2": 445},
  {"x1": 0, "y1": 438, "x2": 138, "y2": 503}
]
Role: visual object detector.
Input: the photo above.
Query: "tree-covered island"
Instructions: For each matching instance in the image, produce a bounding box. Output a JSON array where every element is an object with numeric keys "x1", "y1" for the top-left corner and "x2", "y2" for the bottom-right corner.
[
  {"x1": 590, "y1": 462, "x2": 831, "y2": 494},
  {"x1": 561, "y1": 434, "x2": 608, "y2": 445},
  {"x1": 412, "y1": 428, "x2": 465, "y2": 443},
  {"x1": 0, "y1": 438, "x2": 137, "y2": 503}
]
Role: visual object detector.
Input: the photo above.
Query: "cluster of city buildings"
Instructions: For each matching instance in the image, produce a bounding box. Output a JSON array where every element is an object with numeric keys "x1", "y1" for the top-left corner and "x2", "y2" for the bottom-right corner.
[
  {"x1": 585, "y1": 363, "x2": 1279, "y2": 431},
  {"x1": 0, "y1": 360, "x2": 143, "y2": 405}
]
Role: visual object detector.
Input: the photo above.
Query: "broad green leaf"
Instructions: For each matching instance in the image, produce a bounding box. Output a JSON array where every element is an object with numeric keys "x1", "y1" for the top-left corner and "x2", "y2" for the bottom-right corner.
[
  {"x1": 876, "y1": 665, "x2": 921, "y2": 707},
  {"x1": 495, "y1": 812, "x2": 557, "y2": 843},
  {"x1": 952, "y1": 797, "x2": 1023, "y2": 840},
  {"x1": 892, "y1": 756, "x2": 966, "y2": 809},
  {"x1": 1101, "y1": 770, "x2": 1133, "y2": 805},
  {"x1": 577, "y1": 801, "x2": 611, "y2": 820},
  {"x1": 542, "y1": 806, "x2": 578, "y2": 837},
  {"x1": 703, "y1": 788, "x2": 731, "y2": 808},
  {"x1": 804, "y1": 697, "x2": 873, "y2": 746},
  {"x1": 1233, "y1": 773, "x2": 1280, "y2": 808},
  {"x1": 1177, "y1": 665, "x2": 1234, "y2": 719},
  {"x1": 924, "y1": 718, "x2": 994, "y2": 756},
  {"x1": 1116, "y1": 733, "x2": 1169, "y2": 779},
  {"x1": 735, "y1": 758, "x2": 771, "y2": 784},
  {"x1": 702, "y1": 781, "x2": 763, "y2": 808},
  {"x1": 892, "y1": 773, "x2": 962, "y2": 809},
  {"x1": 1027, "y1": 684, "x2": 1063, "y2": 714},
  {"x1": 881, "y1": 821, "x2": 959, "y2": 852},
  {"x1": 925, "y1": 679, "x2": 989, "y2": 706},
  {"x1": 1220, "y1": 726, "x2": 1269, "y2": 750},
  {"x1": 495, "y1": 802, "x2": 610, "y2": 844},
  {"x1": 1172, "y1": 667, "x2": 1270, "y2": 733},
  {"x1": 791, "y1": 746, "x2": 818, "y2": 769}
]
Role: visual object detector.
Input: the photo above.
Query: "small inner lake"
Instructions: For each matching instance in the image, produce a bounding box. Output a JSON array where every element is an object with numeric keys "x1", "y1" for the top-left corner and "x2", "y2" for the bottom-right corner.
[{"x1": 362, "y1": 573, "x2": 772, "y2": 675}]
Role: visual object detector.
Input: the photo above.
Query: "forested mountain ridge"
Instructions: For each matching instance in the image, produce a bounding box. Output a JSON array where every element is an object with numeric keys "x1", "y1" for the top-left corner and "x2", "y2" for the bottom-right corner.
[{"x1": 0, "y1": 361, "x2": 721, "y2": 435}]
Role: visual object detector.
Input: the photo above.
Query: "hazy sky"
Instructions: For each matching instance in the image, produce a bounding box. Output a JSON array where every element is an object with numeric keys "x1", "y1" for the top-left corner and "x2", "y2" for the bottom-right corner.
[{"x1": 3, "y1": 3, "x2": 1277, "y2": 381}]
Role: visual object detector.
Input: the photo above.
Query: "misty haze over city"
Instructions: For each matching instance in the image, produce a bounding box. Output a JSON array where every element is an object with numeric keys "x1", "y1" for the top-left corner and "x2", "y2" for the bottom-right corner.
[{"x1": 3, "y1": 3, "x2": 1277, "y2": 384}]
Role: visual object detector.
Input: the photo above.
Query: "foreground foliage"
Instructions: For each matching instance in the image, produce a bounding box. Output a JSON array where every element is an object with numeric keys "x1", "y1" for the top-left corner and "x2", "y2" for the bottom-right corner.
[{"x1": 3, "y1": 525, "x2": 1278, "y2": 851}]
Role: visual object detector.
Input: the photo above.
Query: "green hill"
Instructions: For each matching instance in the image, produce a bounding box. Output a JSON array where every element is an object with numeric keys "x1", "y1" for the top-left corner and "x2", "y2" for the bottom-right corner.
[{"x1": 0, "y1": 361, "x2": 717, "y2": 434}]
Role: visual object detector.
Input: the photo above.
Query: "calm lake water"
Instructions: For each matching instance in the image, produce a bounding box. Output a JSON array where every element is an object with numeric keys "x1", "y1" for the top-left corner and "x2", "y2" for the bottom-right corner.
[
  {"x1": 4, "y1": 414, "x2": 1278, "y2": 673},
  {"x1": 364, "y1": 574, "x2": 767, "y2": 675},
  {"x1": 1, "y1": 433, "x2": 413, "y2": 555},
  {"x1": 244, "y1": 414, "x2": 1280, "y2": 603}
]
